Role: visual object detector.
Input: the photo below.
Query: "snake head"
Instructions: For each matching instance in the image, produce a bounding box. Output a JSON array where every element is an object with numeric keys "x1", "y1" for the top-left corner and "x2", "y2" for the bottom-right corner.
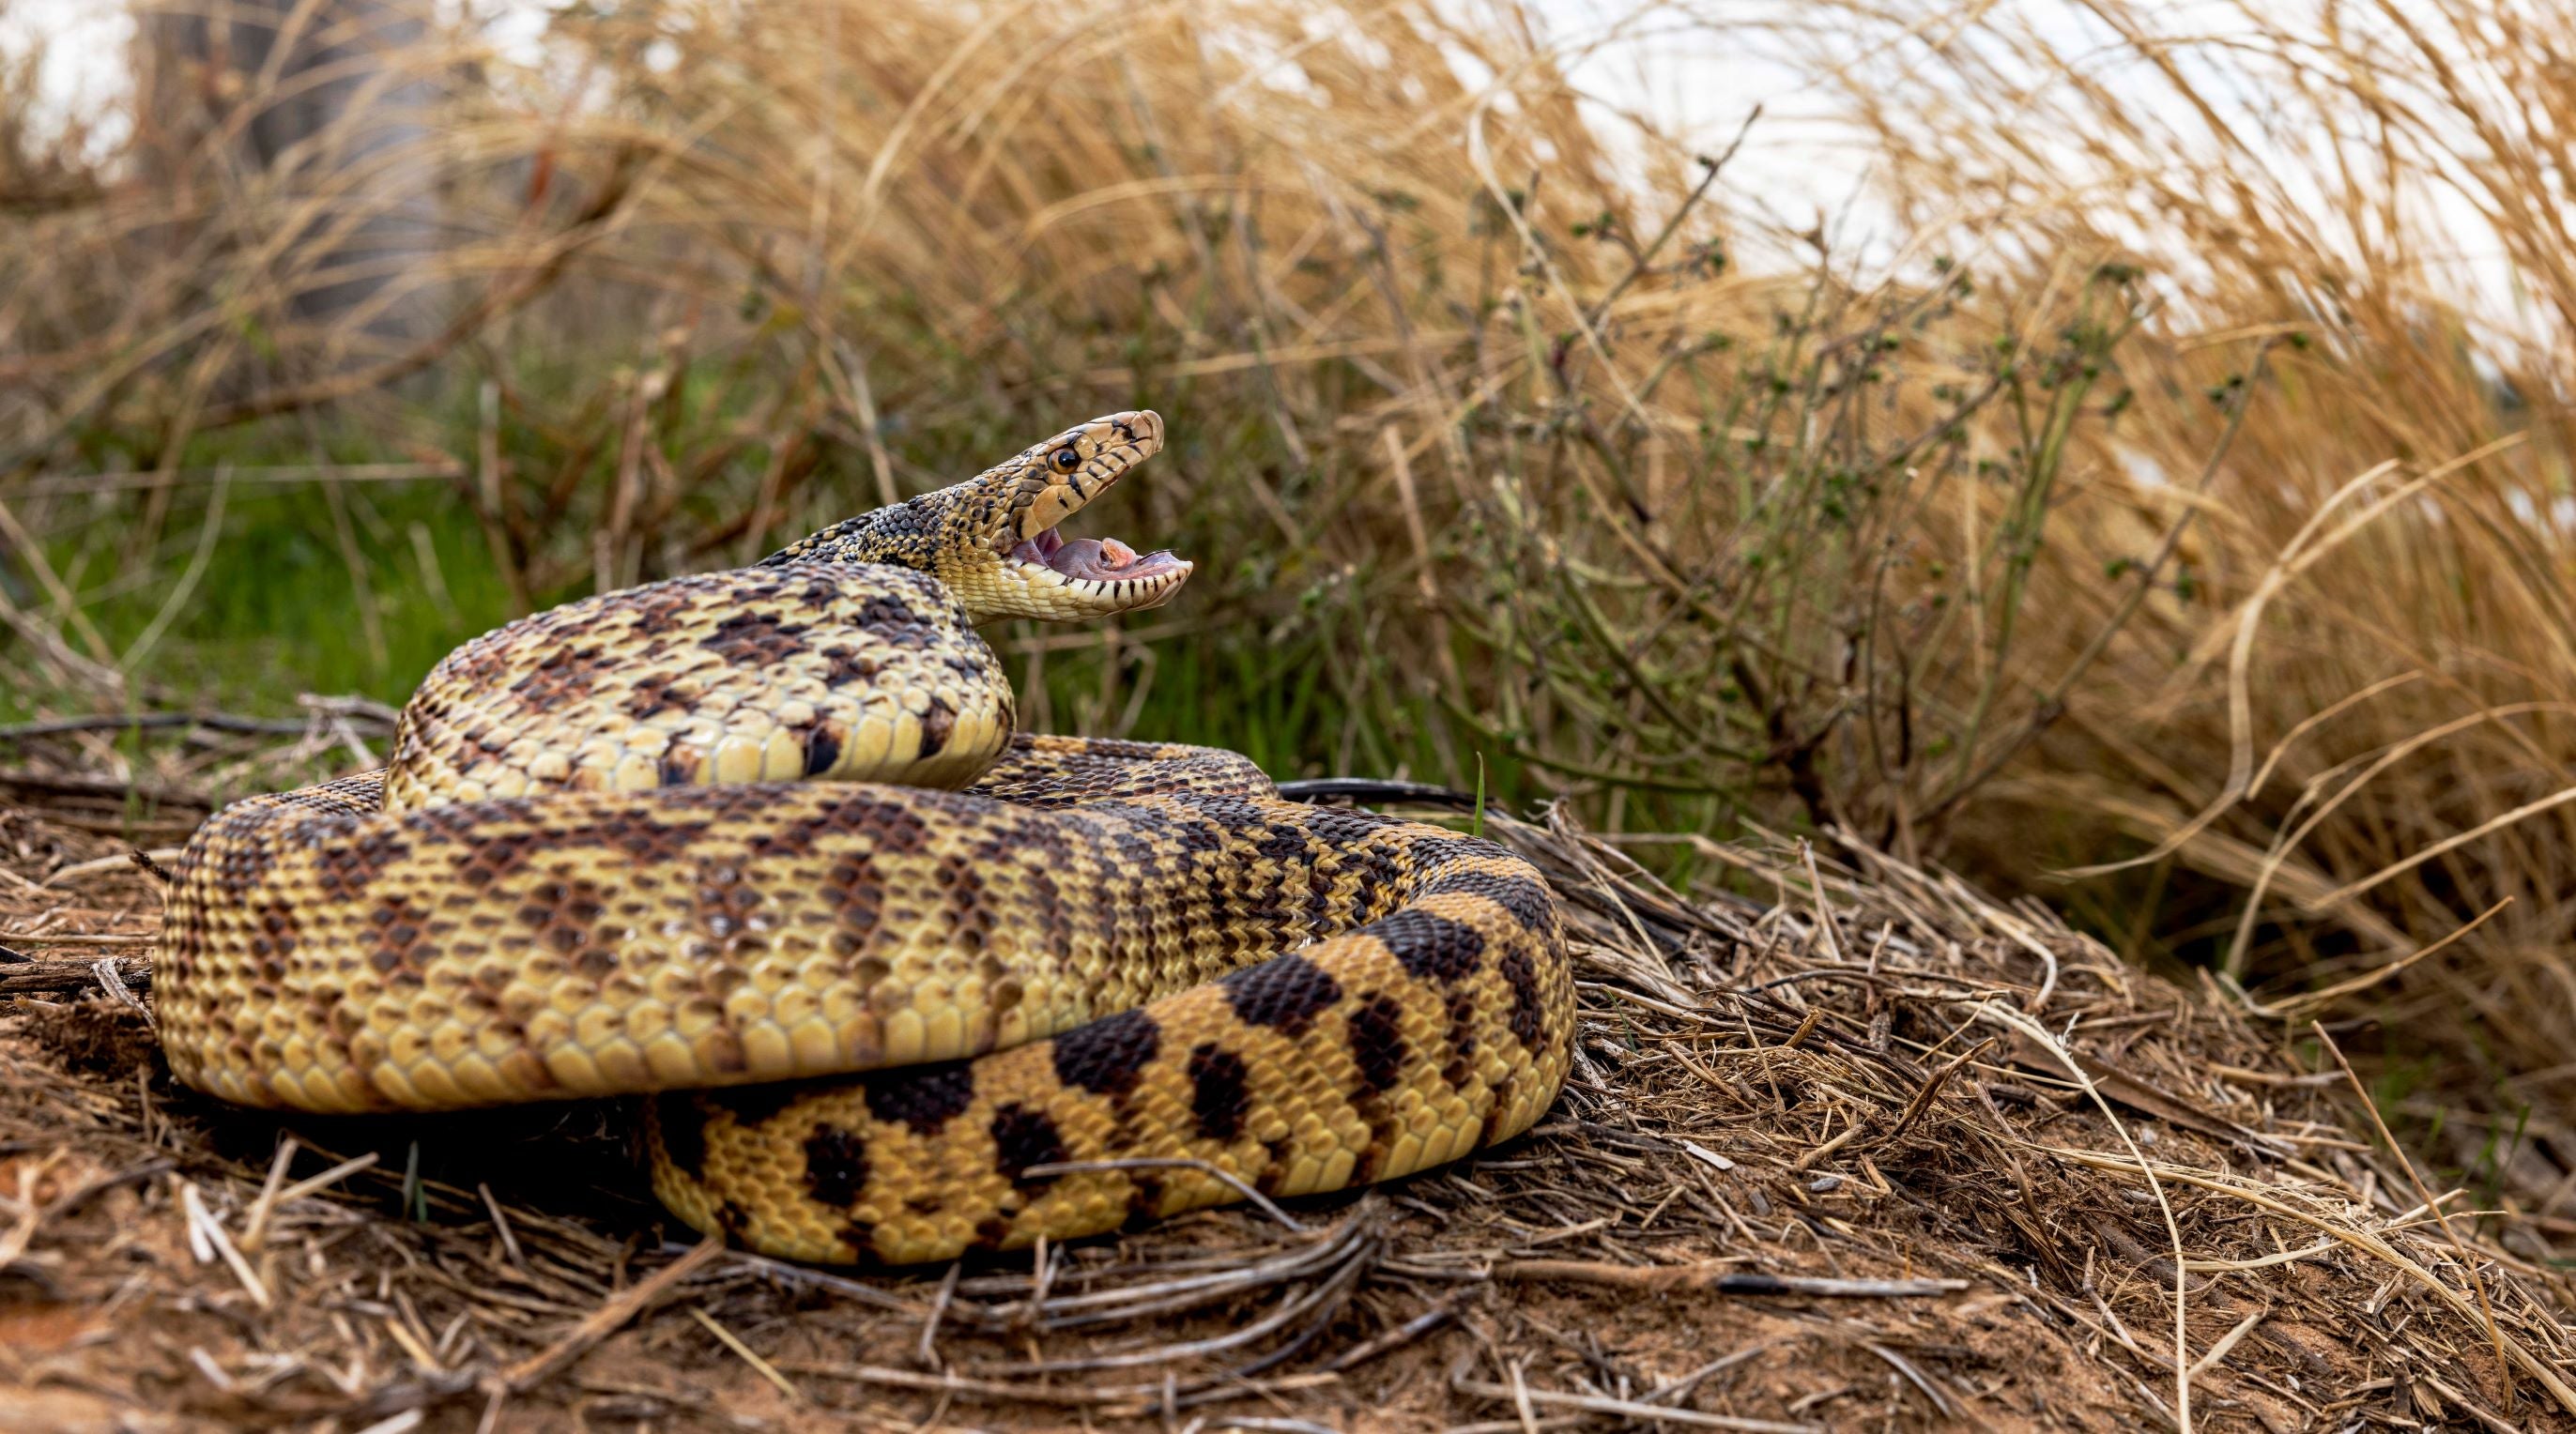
[
  {"x1": 765, "y1": 410, "x2": 1193, "y2": 624},
  {"x1": 982, "y1": 410, "x2": 1192, "y2": 618}
]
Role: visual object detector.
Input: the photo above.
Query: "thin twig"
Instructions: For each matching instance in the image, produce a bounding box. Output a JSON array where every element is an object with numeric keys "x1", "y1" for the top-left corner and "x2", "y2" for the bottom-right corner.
[
  {"x1": 504, "y1": 1236, "x2": 726, "y2": 1390},
  {"x1": 688, "y1": 1306, "x2": 803, "y2": 1403}
]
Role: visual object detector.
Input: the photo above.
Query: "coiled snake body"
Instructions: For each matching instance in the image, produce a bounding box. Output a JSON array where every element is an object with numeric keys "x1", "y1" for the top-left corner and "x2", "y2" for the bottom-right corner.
[{"x1": 159, "y1": 412, "x2": 1572, "y2": 1264}]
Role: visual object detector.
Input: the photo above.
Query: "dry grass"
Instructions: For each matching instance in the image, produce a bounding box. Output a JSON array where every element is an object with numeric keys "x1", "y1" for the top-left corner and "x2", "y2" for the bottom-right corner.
[
  {"x1": 3, "y1": 731, "x2": 2573, "y2": 1428},
  {"x1": 5, "y1": 0, "x2": 2576, "y2": 1340},
  {"x1": 1778, "y1": 0, "x2": 2576, "y2": 1182}
]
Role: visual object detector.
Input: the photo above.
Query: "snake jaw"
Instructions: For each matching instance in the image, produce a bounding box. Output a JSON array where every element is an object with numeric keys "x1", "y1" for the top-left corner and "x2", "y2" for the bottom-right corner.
[
  {"x1": 1001, "y1": 542, "x2": 1195, "y2": 613},
  {"x1": 974, "y1": 409, "x2": 1192, "y2": 619}
]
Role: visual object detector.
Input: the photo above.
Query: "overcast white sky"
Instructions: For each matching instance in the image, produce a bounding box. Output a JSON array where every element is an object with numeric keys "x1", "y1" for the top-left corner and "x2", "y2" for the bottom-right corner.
[
  {"x1": 0, "y1": 0, "x2": 1867, "y2": 205},
  {"x1": 0, "y1": 0, "x2": 2531, "y2": 336}
]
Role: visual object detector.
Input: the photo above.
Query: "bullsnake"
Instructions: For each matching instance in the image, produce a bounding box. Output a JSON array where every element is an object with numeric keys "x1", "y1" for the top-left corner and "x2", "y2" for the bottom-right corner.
[{"x1": 158, "y1": 412, "x2": 1573, "y2": 1263}]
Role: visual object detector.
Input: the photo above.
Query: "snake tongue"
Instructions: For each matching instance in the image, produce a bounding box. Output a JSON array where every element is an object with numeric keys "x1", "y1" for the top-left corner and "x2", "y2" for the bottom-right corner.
[
  {"x1": 1053, "y1": 537, "x2": 1127, "y2": 572},
  {"x1": 1046, "y1": 537, "x2": 1187, "y2": 581},
  {"x1": 1011, "y1": 532, "x2": 1186, "y2": 582}
]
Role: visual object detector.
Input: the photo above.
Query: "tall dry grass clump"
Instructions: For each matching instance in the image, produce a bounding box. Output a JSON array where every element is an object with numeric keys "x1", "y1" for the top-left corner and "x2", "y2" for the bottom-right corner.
[
  {"x1": 4, "y1": 0, "x2": 2576, "y2": 1198},
  {"x1": 1774, "y1": 0, "x2": 2576, "y2": 1179}
]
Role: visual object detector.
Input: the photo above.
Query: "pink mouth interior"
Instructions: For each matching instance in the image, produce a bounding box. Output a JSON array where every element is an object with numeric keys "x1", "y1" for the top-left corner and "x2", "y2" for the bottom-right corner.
[{"x1": 1011, "y1": 526, "x2": 1188, "y2": 583}]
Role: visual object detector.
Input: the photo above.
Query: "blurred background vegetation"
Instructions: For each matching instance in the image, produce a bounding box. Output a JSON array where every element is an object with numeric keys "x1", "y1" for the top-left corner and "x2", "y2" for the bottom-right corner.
[{"x1": 5, "y1": 0, "x2": 2576, "y2": 1212}]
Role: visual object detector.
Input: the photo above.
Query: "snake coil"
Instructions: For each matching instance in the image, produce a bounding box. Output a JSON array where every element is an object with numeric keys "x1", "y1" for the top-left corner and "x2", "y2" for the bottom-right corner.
[{"x1": 159, "y1": 412, "x2": 1573, "y2": 1263}]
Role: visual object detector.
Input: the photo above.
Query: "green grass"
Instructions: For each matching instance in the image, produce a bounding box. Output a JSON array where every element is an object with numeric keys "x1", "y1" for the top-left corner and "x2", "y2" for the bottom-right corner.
[
  {"x1": 23, "y1": 475, "x2": 508, "y2": 715},
  {"x1": 15, "y1": 406, "x2": 1505, "y2": 804}
]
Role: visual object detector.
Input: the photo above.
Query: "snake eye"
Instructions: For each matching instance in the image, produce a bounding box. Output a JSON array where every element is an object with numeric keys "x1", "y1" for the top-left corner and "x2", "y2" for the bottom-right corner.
[{"x1": 1050, "y1": 447, "x2": 1081, "y2": 473}]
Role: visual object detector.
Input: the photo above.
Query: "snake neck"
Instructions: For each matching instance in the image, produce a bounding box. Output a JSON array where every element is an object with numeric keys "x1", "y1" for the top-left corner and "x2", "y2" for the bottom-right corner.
[
  {"x1": 760, "y1": 485, "x2": 974, "y2": 586},
  {"x1": 759, "y1": 487, "x2": 1044, "y2": 626}
]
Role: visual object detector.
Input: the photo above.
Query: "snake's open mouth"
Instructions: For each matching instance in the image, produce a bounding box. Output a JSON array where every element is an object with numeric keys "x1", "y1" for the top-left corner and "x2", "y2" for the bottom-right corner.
[
  {"x1": 1009, "y1": 526, "x2": 1191, "y2": 587},
  {"x1": 989, "y1": 408, "x2": 1191, "y2": 613}
]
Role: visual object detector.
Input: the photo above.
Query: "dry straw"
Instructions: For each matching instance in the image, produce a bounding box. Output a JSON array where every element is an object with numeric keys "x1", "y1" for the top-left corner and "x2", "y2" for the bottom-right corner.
[
  {"x1": 8, "y1": 0, "x2": 2576, "y2": 1373},
  {"x1": 0, "y1": 732, "x2": 2568, "y2": 1426}
]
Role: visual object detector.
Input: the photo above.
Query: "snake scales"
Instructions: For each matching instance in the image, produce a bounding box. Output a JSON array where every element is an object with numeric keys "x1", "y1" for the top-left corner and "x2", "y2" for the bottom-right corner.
[{"x1": 159, "y1": 412, "x2": 1572, "y2": 1264}]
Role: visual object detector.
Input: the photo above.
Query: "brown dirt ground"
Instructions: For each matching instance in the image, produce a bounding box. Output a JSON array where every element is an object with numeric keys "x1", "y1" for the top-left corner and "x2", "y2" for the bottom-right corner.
[{"x1": 0, "y1": 750, "x2": 2571, "y2": 1432}]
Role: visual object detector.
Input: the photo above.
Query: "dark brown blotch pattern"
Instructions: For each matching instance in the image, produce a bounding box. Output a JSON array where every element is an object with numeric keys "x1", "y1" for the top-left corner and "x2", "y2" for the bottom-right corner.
[
  {"x1": 820, "y1": 647, "x2": 880, "y2": 689},
  {"x1": 863, "y1": 1062, "x2": 977, "y2": 1135},
  {"x1": 919, "y1": 695, "x2": 957, "y2": 757},
  {"x1": 364, "y1": 894, "x2": 437, "y2": 977},
  {"x1": 857, "y1": 593, "x2": 932, "y2": 647},
  {"x1": 1442, "y1": 988, "x2": 1480, "y2": 1089},
  {"x1": 624, "y1": 672, "x2": 687, "y2": 721},
  {"x1": 1346, "y1": 994, "x2": 1408, "y2": 1094},
  {"x1": 1497, "y1": 946, "x2": 1546, "y2": 1054},
  {"x1": 1220, "y1": 953, "x2": 1342, "y2": 1035},
  {"x1": 703, "y1": 609, "x2": 809, "y2": 666},
  {"x1": 1122, "y1": 1174, "x2": 1167, "y2": 1230},
  {"x1": 1187, "y1": 1043, "x2": 1251, "y2": 1142},
  {"x1": 1050, "y1": 1008, "x2": 1160, "y2": 1097},
  {"x1": 1467, "y1": 873, "x2": 1556, "y2": 936},
  {"x1": 515, "y1": 873, "x2": 617, "y2": 977},
  {"x1": 989, "y1": 1104, "x2": 1069, "y2": 1186},
  {"x1": 1371, "y1": 909, "x2": 1486, "y2": 983},
  {"x1": 803, "y1": 1122, "x2": 870, "y2": 1207},
  {"x1": 803, "y1": 727, "x2": 842, "y2": 775}
]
